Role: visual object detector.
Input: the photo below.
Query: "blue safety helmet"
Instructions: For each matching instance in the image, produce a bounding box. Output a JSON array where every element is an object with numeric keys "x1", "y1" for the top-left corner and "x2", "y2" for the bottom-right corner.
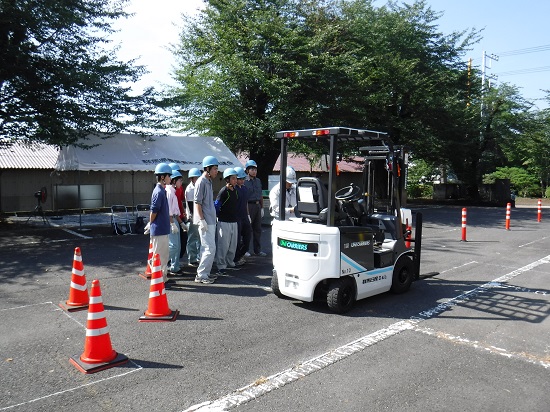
[
  {"x1": 154, "y1": 162, "x2": 173, "y2": 175},
  {"x1": 188, "y1": 168, "x2": 202, "y2": 178},
  {"x1": 223, "y1": 168, "x2": 237, "y2": 179},
  {"x1": 234, "y1": 166, "x2": 246, "y2": 179},
  {"x1": 202, "y1": 155, "x2": 219, "y2": 168},
  {"x1": 245, "y1": 159, "x2": 257, "y2": 170},
  {"x1": 170, "y1": 170, "x2": 182, "y2": 179},
  {"x1": 169, "y1": 162, "x2": 182, "y2": 172}
]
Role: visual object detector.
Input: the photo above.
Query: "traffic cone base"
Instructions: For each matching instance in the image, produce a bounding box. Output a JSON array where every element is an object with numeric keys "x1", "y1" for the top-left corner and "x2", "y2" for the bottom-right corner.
[
  {"x1": 138, "y1": 272, "x2": 152, "y2": 280},
  {"x1": 139, "y1": 309, "x2": 179, "y2": 322},
  {"x1": 58, "y1": 301, "x2": 88, "y2": 312},
  {"x1": 70, "y1": 352, "x2": 128, "y2": 374}
]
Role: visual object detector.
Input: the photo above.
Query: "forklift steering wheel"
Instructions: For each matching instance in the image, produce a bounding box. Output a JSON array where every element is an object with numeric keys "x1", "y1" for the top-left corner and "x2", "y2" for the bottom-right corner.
[{"x1": 335, "y1": 184, "x2": 362, "y2": 201}]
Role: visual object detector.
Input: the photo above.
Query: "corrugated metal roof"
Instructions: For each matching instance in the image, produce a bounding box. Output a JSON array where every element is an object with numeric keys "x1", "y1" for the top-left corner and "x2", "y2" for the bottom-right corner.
[
  {"x1": 0, "y1": 139, "x2": 58, "y2": 169},
  {"x1": 238, "y1": 153, "x2": 363, "y2": 173}
]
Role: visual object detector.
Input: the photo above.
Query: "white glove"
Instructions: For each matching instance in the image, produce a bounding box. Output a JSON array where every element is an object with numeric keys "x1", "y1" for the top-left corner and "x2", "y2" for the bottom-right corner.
[
  {"x1": 199, "y1": 219, "x2": 208, "y2": 233},
  {"x1": 180, "y1": 221, "x2": 188, "y2": 232},
  {"x1": 285, "y1": 207, "x2": 293, "y2": 215},
  {"x1": 261, "y1": 208, "x2": 264, "y2": 218},
  {"x1": 143, "y1": 222, "x2": 150, "y2": 235},
  {"x1": 171, "y1": 222, "x2": 179, "y2": 234}
]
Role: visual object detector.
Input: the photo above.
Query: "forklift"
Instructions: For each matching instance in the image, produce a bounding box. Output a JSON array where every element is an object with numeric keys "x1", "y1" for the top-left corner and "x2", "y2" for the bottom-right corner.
[{"x1": 271, "y1": 127, "x2": 422, "y2": 313}]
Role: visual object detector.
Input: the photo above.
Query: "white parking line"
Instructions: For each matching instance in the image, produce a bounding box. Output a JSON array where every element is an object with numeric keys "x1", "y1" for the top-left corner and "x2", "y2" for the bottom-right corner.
[
  {"x1": 0, "y1": 361, "x2": 142, "y2": 411},
  {"x1": 62, "y1": 228, "x2": 93, "y2": 239},
  {"x1": 182, "y1": 254, "x2": 550, "y2": 411},
  {"x1": 413, "y1": 326, "x2": 550, "y2": 369},
  {"x1": 518, "y1": 236, "x2": 550, "y2": 248},
  {"x1": 0, "y1": 303, "x2": 142, "y2": 411}
]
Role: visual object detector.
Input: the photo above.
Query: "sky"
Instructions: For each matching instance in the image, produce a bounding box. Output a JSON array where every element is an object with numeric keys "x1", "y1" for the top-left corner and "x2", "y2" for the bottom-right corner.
[{"x1": 111, "y1": 0, "x2": 550, "y2": 109}]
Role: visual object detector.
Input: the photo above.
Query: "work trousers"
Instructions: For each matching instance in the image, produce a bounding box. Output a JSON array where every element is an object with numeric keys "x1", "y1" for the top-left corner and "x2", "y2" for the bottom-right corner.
[
  {"x1": 197, "y1": 224, "x2": 216, "y2": 279},
  {"x1": 168, "y1": 224, "x2": 181, "y2": 272},
  {"x1": 235, "y1": 218, "x2": 252, "y2": 262},
  {"x1": 248, "y1": 203, "x2": 262, "y2": 254},
  {"x1": 186, "y1": 222, "x2": 201, "y2": 264},
  {"x1": 215, "y1": 221, "x2": 238, "y2": 270}
]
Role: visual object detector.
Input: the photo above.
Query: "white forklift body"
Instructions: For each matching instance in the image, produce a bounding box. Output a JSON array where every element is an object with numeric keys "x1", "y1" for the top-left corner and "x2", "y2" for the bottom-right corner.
[{"x1": 271, "y1": 127, "x2": 422, "y2": 313}]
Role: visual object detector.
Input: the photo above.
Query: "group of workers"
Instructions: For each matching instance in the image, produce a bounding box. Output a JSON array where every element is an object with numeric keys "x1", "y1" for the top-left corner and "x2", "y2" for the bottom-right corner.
[{"x1": 147, "y1": 156, "x2": 272, "y2": 285}]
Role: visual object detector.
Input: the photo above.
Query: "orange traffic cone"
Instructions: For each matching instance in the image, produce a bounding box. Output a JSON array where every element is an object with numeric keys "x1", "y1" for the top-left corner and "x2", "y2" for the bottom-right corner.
[
  {"x1": 139, "y1": 253, "x2": 179, "y2": 322},
  {"x1": 138, "y1": 241, "x2": 154, "y2": 279},
  {"x1": 70, "y1": 279, "x2": 128, "y2": 374},
  {"x1": 59, "y1": 247, "x2": 89, "y2": 312}
]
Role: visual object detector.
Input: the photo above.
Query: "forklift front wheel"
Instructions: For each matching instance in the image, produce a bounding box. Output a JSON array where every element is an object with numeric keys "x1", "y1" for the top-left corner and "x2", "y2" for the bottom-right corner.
[
  {"x1": 271, "y1": 271, "x2": 285, "y2": 299},
  {"x1": 327, "y1": 277, "x2": 356, "y2": 313},
  {"x1": 390, "y1": 255, "x2": 414, "y2": 294}
]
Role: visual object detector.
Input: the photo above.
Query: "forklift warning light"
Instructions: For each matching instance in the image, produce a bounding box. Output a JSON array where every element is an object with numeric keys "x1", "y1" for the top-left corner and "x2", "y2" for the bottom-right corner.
[
  {"x1": 278, "y1": 237, "x2": 319, "y2": 253},
  {"x1": 283, "y1": 131, "x2": 299, "y2": 138},
  {"x1": 312, "y1": 129, "x2": 330, "y2": 136}
]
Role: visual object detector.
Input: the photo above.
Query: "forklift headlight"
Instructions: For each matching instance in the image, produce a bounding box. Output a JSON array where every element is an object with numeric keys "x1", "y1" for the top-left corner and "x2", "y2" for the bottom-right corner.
[{"x1": 285, "y1": 273, "x2": 299, "y2": 289}]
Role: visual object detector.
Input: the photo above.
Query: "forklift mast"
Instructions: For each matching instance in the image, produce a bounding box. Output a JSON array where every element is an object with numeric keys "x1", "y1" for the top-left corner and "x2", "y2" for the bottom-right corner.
[{"x1": 276, "y1": 126, "x2": 406, "y2": 228}]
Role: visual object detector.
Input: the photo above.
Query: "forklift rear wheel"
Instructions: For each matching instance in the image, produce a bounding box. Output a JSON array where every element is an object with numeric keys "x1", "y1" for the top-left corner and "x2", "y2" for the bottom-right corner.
[
  {"x1": 327, "y1": 277, "x2": 356, "y2": 313},
  {"x1": 390, "y1": 255, "x2": 414, "y2": 294},
  {"x1": 271, "y1": 271, "x2": 284, "y2": 298}
]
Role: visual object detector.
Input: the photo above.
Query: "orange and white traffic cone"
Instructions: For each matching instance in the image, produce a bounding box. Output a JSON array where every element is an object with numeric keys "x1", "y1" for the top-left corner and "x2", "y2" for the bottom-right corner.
[
  {"x1": 139, "y1": 253, "x2": 179, "y2": 322},
  {"x1": 138, "y1": 241, "x2": 154, "y2": 280},
  {"x1": 70, "y1": 279, "x2": 128, "y2": 374},
  {"x1": 59, "y1": 247, "x2": 89, "y2": 312}
]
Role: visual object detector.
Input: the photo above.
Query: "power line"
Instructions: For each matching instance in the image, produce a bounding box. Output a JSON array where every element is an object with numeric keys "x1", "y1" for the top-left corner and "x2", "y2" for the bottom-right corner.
[
  {"x1": 496, "y1": 65, "x2": 550, "y2": 77},
  {"x1": 495, "y1": 44, "x2": 550, "y2": 57},
  {"x1": 472, "y1": 44, "x2": 550, "y2": 61}
]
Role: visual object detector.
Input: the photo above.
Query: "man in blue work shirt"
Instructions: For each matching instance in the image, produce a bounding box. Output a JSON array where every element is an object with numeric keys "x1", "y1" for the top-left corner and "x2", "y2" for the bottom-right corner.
[
  {"x1": 149, "y1": 163, "x2": 172, "y2": 283},
  {"x1": 194, "y1": 155, "x2": 219, "y2": 284},
  {"x1": 244, "y1": 160, "x2": 266, "y2": 257}
]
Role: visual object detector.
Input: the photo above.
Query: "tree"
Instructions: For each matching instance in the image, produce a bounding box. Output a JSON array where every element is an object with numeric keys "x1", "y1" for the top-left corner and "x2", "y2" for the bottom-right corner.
[
  {"x1": 483, "y1": 166, "x2": 538, "y2": 197},
  {"x1": 168, "y1": 0, "x2": 479, "y2": 186},
  {"x1": 169, "y1": 0, "x2": 336, "y2": 185},
  {"x1": 0, "y1": 0, "x2": 161, "y2": 147}
]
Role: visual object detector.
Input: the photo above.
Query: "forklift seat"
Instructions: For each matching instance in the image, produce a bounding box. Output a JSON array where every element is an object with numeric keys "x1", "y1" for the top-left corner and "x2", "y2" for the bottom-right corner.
[{"x1": 296, "y1": 177, "x2": 328, "y2": 222}]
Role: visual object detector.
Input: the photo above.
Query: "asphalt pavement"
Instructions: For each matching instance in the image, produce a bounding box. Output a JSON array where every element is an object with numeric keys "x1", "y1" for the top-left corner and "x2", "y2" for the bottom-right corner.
[{"x1": 0, "y1": 204, "x2": 549, "y2": 411}]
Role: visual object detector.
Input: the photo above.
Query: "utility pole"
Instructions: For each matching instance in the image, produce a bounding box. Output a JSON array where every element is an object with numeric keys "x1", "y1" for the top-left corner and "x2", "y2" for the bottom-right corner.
[{"x1": 481, "y1": 50, "x2": 499, "y2": 119}]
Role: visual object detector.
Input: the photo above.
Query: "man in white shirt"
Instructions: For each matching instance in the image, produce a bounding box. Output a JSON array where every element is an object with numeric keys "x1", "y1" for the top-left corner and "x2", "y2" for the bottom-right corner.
[{"x1": 269, "y1": 166, "x2": 298, "y2": 221}]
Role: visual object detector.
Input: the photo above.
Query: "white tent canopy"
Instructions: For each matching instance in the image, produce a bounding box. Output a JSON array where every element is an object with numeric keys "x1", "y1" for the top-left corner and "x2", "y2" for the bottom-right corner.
[{"x1": 56, "y1": 133, "x2": 242, "y2": 172}]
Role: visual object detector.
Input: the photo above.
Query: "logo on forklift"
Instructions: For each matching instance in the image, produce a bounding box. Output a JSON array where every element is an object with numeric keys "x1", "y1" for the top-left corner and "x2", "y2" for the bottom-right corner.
[
  {"x1": 277, "y1": 238, "x2": 319, "y2": 253},
  {"x1": 346, "y1": 240, "x2": 371, "y2": 248}
]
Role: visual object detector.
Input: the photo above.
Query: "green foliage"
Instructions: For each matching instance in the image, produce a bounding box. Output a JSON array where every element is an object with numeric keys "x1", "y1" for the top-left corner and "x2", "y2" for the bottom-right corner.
[
  {"x1": 0, "y1": 0, "x2": 162, "y2": 147},
  {"x1": 407, "y1": 158, "x2": 438, "y2": 198},
  {"x1": 483, "y1": 167, "x2": 539, "y2": 197},
  {"x1": 168, "y1": 0, "x2": 480, "y2": 184}
]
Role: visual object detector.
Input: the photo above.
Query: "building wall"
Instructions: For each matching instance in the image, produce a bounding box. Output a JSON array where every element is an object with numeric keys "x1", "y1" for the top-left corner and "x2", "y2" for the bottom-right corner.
[
  {"x1": 0, "y1": 170, "x2": 55, "y2": 213},
  {"x1": 0, "y1": 169, "x2": 232, "y2": 213}
]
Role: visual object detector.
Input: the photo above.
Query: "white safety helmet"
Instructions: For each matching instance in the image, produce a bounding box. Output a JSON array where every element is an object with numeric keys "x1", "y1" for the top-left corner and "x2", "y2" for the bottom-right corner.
[{"x1": 286, "y1": 166, "x2": 297, "y2": 184}]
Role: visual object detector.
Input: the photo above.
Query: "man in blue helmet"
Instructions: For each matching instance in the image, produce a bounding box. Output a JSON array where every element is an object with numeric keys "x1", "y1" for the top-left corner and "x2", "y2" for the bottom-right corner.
[
  {"x1": 193, "y1": 156, "x2": 219, "y2": 284},
  {"x1": 167, "y1": 169, "x2": 184, "y2": 275},
  {"x1": 169, "y1": 163, "x2": 187, "y2": 260},
  {"x1": 244, "y1": 159, "x2": 267, "y2": 257},
  {"x1": 233, "y1": 166, "x2": 251, "y2": 266},
  {"x1": 150, "y1": 162, "x2": 172, "y2": 284},
  {"x1": 185, "y1": 168, "x2": 202, "y2": 266},
  {"x1": 214, "y1": 168, "x2": 239, "y2": 275}
]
